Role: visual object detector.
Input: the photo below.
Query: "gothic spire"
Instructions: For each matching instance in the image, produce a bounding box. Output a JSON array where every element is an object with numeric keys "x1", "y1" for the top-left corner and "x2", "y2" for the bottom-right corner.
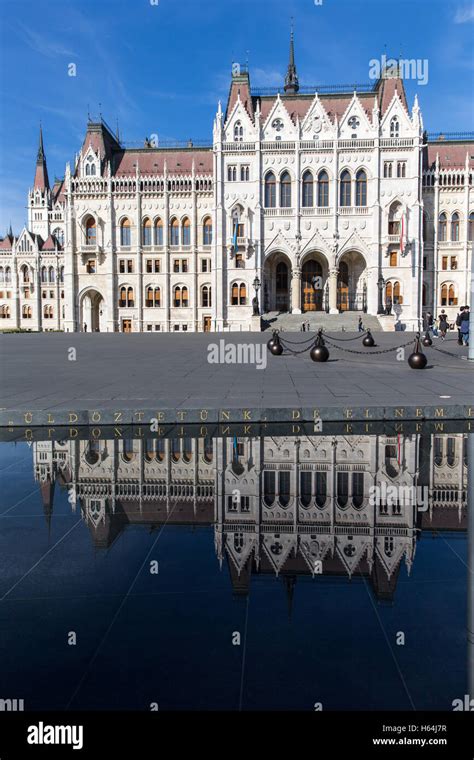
[
  {"x1": 284, "y1": 22, "x2": 299, "y2": 94},
  {"x1": 34, "y1": 124, "x2": 50, "y2": 190}
]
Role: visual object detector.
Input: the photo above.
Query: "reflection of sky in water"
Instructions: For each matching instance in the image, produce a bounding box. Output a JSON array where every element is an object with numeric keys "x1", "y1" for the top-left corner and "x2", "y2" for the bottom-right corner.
[{"x1": 0, "y1": 433, "x2": 469, "y2": 711}]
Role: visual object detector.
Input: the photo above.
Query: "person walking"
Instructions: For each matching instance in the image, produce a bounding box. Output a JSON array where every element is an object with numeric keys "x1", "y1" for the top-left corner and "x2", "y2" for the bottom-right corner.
[
  {"x1": 438, "y1": 310, "x2": 448, "y2": 340},
  {"x1": 460, "y1": 306, "x2": 470, "y2": 346},
  {"x1": 455, "y1": 306, "x2": 465, "y2": 345},
  {"x1": 301, "y1": 322, "x2": 306, "y2": 332},
  {"x1": 358, "y1": 316, "x2": 364, "y2": 332}
]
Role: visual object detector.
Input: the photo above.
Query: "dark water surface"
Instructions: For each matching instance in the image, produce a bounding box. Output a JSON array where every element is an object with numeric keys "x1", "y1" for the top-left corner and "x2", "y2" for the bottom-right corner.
[{"x1": 0, "y1": 429, "x2": 468, "y2": 711}]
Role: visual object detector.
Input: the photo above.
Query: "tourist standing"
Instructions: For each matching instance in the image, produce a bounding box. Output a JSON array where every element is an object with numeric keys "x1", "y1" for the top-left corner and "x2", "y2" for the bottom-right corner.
[
  {"x1": 358, "y1": 317, "x2": 364, "y2": 332},
  {"x1": 455, "y1": 306, "x2": 465, "y2": 345},
  {"x1": 438, "y1": 310, "x2": 448, "y2": 340}
]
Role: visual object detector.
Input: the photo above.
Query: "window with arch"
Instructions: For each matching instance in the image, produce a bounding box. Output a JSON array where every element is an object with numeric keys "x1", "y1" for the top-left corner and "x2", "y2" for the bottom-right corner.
[
  {"x1": 41, "y1": 266, "x2": 47, "y2": 283},
  {"x1": 263, "y1": 471, "x2": 276, "y2": 507},
  {"x1": 203, "y1": 216, "x2": 212, "y2": 245},
  {"x1": 234, "y1": 120, "x2": 244, "y2": 142},
  {"x1": 120, "y1": 218, "x2": 131, "y2": 246},
  {"x1": 227, "y1": 165, "x2": 237, "y2": 182},
  {"x1": 315, "y1": 472, "x2": 327, "y2": 508},
  {"x1": 118, "y1": 286, "x2": 134, "y2": 308},
  {"x1": 182, "y1": 217, "x2": 191, "y2": 246},
  {"x1": 170, "y1": 218, "x2": 179, "y2": 246},
  {"x1": 447, "y1": 437, "x2": 456, "y2": 467},
  {"x1": 451, "y1": 212, "x2": 460, "y2": 242},
  {"x1": 440, "y1": 283, "x2": 457, "y2": 306},
  {"x1": 240, "y1": 165, "x2": 250, "y2": 181},
  {"x1": 388, "y1": 202, "x2": 402, "y2": 235},
  {"x1": 142, "y1": 218, "x2": 152, "y2": 247},
  {"x1": 386, "y1": 280, "x2": 403, "y2": 305},
  {"x1": 352, "y1": 472, "x2": 364, "y2": 508},
  {"x1": 300, "y1": 472, "x2": 312, "y2": 508},
  {"x1": 302, "y1": 170, "x2": 314, "y2": 207},
  {"x1": 201, "y1": 285, "x2": 211, "y2": 308},
  {"x1": 390, "y1": 117, "x2": 400, "y2": 138},
  {"x1": 174, "y1": 285, "x2": 189, "y2": 307},
  {"x1": 48, "y1": 266, "x2": 55, "y2": 283},
  {"x1": 21, "y1": 265, "x2": 30, "y2": 283},
  {"x1": 340, "y1": 170, "x2": 351, "y2": 206},
  {"x1": 52, "y1": 227, "x2": 64, "y2": 246},
  {"x1": 355, "y1": 169, "x2": 367, "y2": 207},
  {"x1": 0, "y1": 304, "x2": 10, "y2": 319},
  {"x1": 264, "y1": 171, "x2": 276, "y2": 208},
  {"x1": 43, "y1": 304, "x2": 54, "y2": 319},
  {"x1": 85, "y1": 217, "x2": 96, "y2": 246},
  {"x1": 231, "y1": 281, "x2": 247, "y2": 305},
  {"x1": 279, "y1": 471, "x2": 290, "y2": 507},
  {"x1": 336, "y1": 471, "x2": 349, "y2": 508},
  {"x1": 85, "y1": 154, "x2": 96, "y2": 176},
  {"x1": 154, "y1": 218, "x2": 163, "y2": 246},
  {"x1": 438, "y1": 213, "x2": 447, "y2": 241},
  {"x1": 203, "y1": 437, "x2": 213, "y2": 463},
  {"x1": 317, "y1": 170, "x2": 329, "y2": 207},
  {"x1": 469, "y1": 211, "x2": 474, "y2": 241},
  {"x1": 280, "y1": 171, "x2": 292, "y2": 207},
  {"x1": 146, "y1": 286, "x2": 160, "y2": 307},
  {"x1": 22, "y1": 305, "x2": 32, "y2": 318}
]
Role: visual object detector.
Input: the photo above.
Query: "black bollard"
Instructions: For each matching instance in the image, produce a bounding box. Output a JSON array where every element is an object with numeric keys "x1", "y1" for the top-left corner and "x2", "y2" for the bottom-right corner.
[
  {"x1": 421, "y1": 331, "x2": 432, "y2": 347},
  {"x1": 362, "y1": 330, "x2": 375, "y2": 347},
  {"x1": 267, "y1": 329, "x2": 279, "y2": 351},
  {"x1": 310, "y1": 329, "x2": 329, "y2": 362},
  {"x1": 268, "y1": 331, "x2": 283, "y2": 356},
  {"x1": 408, "y1": 333, "x2": 427, "y2": 369}
]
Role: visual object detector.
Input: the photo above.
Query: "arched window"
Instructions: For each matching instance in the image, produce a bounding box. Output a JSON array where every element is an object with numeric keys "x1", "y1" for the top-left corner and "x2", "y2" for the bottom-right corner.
[
  {"x1": 317, "y1": 170, "x2": 329, "y2": 207},
  {"x1": 22, "y1": 305, "x2": 32, "y2": 318},
  {"x1": 352, "y1": 472, "x2": 364, "y2": 508},
  {"x1": 203, "y1": 437, "x2": 213, "y2": 463},
  {"x1": 182, "y1": 286, "x2": 188, "y2": 307},
  {"x1": 300, "y1": 472, "x2": 312, "y2": 508},
  {"x1": 21, "y1": 265, "x2": 29, "y2": 283},
  {"x1": 154, "y1": 218, "x2": 163, "y2": 246},
  {"x1": 336, "y1": 472, "x2": 349, "y2": 508},
  {"x1": 234, "y1": 120, "x2": 243, "y2": 142},
  {"x1": 5, "y1": 266, "x2": 11, "y2": 283},
  {"x1": 85, "y1": 217, "x2": 96, "y2": 246},
  {"x1": 41, "y1": 266, "x2": 47, "y2": 283},
  {"x1": 182, "y1": 217, "x2": 191, "y2": 246},
  {"x1": 302, "y1": 170, "x2": 313, "y2": 207},
  {"x1": 174, "y1": 285, "x2": 188, "y2": 307},
  {"x1": 451, "y1": 212, "x2": 460, "y2": 242},
  {"x1": 0, "y1": 304, "x2": 10, "y2": 319},
  {"x1": 438, "y1": 213, "x2": 447, "y2": 241},
  {"x1": 154, "y1": 287, "x2": 160, "y2": 307},
  {"x1": 390, "y1": 117, "x2": 400, "y2": 138},
  {"x1": 52, "y1": 227, "x2": 64, "y2": 246},
  {"x1": 203, "y1": 217, "x2": 212, "y2": 245},
  {"x1": 340, "y1": 170, "x2": 351, "y2": 206},
  {"x1": 264, "y1": 172, "x2": 276, "y2": 208},
  {"x1": 355, "y1": 169, "x2": 367, "y2": 207},
  {"x1": 0, "y1": 267, "x2": 4, "y2": 284},
  {"x1": 280, "y1": 171, "x2": 291, "y2": 208},
  {"x1": 263, "y1": 471, "x2": 276, "y2": 507},
  {"x1": 146, "y1": 286, "x2": 154, "y2": 308},
  {"x1": 315, "y1": 472, "x2": 327, "y2": 508},
  {"x1": 145, "y1": 286, "x2": 160, "y2": 308},
  {"x1": 127, "y1": 287, "x2": 134, "y2": 307},
  {"x1": 440, "y1": 283, "x2": 457, "y2": 306},
  {"x1": 85, "y1": 155, "x2": 97, "y2": 176},
  {"x1": 48, "y1": 266, "x2": 55, "y2": 283},
  {"x1": 201, "y1": 285, "x2": 211, "y2": 307},
  {"x1": 231, "y1": 281, "x2": 247, "y2": 305},
  {"x1": 469, "y1": 211, "x2": 474, "y2": 241},
  {"x1": 142, "y1": 218, "x2": 152, "y2": 246},
  {"x1": 59, "y1": 266, "x2": 64, "y2": 283},
  {"x1": 279, "y1": 471, "x2": 290, "y2": 507},
  {"x1": 170, "y1": 218, "x2": 179, "y2": 246},
  {"x1": 120, "y1": 218, "x2": 131, "y2": 246},
  {"x1": 119, "y1": 287, "x2": 126, "y2": 308},
  {"x1": 43, "y1": 304, "x2": 54, "y2": 319}
]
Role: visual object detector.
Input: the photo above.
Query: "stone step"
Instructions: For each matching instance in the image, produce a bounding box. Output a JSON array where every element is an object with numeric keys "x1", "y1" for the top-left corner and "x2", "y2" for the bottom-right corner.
[{"x1": 261, "y1": 311, "x2": 384, "y2": 332}]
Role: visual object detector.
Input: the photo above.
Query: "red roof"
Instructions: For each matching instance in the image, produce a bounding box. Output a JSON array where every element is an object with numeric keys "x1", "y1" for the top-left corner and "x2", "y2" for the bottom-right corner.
[
  {"x1": 0, "y1": 235, "x2": 14, "y2": 250},
  {"x1": 425, "y1": 141, "x2": 474, "y2": 170},
  {"x1": 113, "y1": 148, "x2": 213, "y2": 176},
  {"x1": 41, "y1": 233, "x2": 62, "y2": 251}
]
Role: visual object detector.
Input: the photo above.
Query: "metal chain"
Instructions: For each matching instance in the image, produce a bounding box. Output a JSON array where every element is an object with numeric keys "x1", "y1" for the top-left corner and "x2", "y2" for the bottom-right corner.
[
  {"x1": 275, "y1": 335, "x2": 316, "y2": 346},
  {"x1": 323, "y1": 338, "x2": 415, "y2": 356},
  {"x1": 429, "y1": 344, "x2": 468, "y2": 361},
  {"x1": 321, "y1": 330, "x2": 369, "y2": 342}
]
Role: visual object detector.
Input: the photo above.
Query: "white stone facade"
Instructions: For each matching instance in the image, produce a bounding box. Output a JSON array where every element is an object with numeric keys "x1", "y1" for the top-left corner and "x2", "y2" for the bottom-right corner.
[{"x1": 0, "y1": 59, "x2": 473, "y2": 333}]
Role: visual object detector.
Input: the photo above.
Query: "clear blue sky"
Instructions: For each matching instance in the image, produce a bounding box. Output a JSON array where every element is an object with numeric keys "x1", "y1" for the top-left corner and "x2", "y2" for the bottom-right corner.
[{"x1": 0, "y1": 0, "x2": 473, "y2": 233}]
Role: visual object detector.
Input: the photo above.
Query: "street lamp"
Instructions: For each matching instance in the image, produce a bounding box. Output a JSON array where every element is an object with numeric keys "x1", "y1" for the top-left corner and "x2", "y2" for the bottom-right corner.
[
  {"x1": 252, "y1": 275, "x2": 261, "y2": 316},
  {"x1": 377, "y1": 274, "x2": 385, "y2": 315}
]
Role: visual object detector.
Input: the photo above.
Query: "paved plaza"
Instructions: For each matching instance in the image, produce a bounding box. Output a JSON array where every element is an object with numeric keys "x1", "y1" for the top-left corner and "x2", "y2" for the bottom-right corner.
[{"x1": 0, "y1": 331, "x2": 473, "y2": 426}]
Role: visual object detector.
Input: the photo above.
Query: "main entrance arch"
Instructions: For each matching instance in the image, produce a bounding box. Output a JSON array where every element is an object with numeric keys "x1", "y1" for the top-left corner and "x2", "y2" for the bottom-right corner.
[
  {"x1": 263, "y1": 252, "x2": 292, "y2": 312},
  {"x1": 79, "y1": 288, "x2": 106, "y2": 332},
  {"x1": 300, "y1": 253, "x2": 329, "y2": 313},
  {"x1": 336, "y1": 251, "x2": 367, "y2": 312}
]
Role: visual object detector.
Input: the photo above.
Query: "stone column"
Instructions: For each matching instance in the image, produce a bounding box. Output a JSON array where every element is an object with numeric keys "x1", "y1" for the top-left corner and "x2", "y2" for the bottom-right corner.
[
  {"x1": 328, "y1": 267, "x2": 338, "y2": 314},
  {"x1": 291, "y1": 267, "x2": 301, "y2": 313}
]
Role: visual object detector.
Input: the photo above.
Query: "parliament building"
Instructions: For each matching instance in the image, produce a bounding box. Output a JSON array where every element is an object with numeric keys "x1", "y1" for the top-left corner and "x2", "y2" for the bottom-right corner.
[{"x1": 0, "y1": 36, "x2": 473, "y2": 333}]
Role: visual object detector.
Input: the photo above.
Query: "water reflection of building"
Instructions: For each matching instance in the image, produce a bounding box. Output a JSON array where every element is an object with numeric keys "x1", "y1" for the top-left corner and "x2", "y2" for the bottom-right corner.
[{"x1": 33, "y1": 432, "x2": 468, "y2": 600}]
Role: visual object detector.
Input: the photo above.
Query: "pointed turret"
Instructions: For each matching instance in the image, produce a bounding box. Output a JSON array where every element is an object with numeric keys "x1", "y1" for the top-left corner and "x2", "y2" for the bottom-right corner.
[
  {"x1": 34, "y1": 125, "x2": 50, "y2": 190},
  {"x1": 284, "y1": 25, "x2": 299, "y2": 94}
]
